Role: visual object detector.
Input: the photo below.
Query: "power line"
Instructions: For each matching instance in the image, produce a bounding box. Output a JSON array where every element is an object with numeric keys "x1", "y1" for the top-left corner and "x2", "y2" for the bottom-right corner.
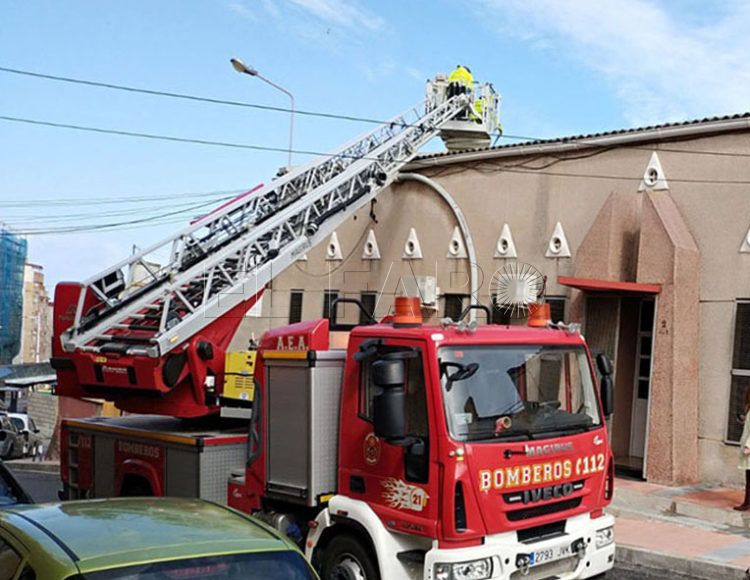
[
  {"x1": 11, "y1": 197, "x2": 226, "y2": 235},
  {"x1": 9, "y1": 112, "x2": 750, "y2": 184},
  {"x1": 5, "y1": 65, "x2": 750, "y2": 158},
  {"x1": 429, "y1": 157, "x2": 750, "y2": 185},
  {"x1": 2, "y1": 194, "x2": 237, "y2": 224},
  {"x1": 0, "y1": 115, "x2": 333, "y2": 156},
  {"x1": 0, "y1": 188, "x2": 247, "y2": 208},
  {"x1": 0, "y1": 66, "x2": 388, "y2": 125},
  {"x1": 0, "y1": 65, "x2": 539, "y2": 140}
]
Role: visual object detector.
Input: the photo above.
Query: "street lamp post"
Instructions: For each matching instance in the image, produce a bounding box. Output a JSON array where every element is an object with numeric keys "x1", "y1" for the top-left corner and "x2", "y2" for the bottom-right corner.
[{"x1": 230, "y1": 57, "x2": 295, "y2": 168}]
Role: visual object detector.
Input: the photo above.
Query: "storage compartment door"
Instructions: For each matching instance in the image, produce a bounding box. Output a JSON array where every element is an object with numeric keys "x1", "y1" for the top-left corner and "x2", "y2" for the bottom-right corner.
[{"x1": 267, "y1": 363, "x2": 310, "y2": 502}]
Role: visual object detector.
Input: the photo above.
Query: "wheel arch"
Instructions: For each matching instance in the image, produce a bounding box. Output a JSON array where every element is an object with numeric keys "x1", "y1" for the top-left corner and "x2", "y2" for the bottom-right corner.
[
  {"x1": 308, "y1": 496, "x2": 427, "y2": 580},
  {"x1": 312, "y1": 516, "x2": 378, "y2": 572}
]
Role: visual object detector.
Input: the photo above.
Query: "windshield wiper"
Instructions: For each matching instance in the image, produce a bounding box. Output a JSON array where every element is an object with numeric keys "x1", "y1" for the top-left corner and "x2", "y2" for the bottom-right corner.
[
  {"x1": 527, "y1": 423, "x2": 599, "y2": 439},
  {"x1": 467, "y1": 427, "x2": 532, "y2": 442}
]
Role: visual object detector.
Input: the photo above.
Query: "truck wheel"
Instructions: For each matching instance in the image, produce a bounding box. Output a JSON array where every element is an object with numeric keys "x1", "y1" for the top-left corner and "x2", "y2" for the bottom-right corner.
[
  {"x1": 322, "y1": 535, "x2": 379, "y2": 580},
  {"x1": 120, "y1": 475, "x2": 154, "y2": 497}
]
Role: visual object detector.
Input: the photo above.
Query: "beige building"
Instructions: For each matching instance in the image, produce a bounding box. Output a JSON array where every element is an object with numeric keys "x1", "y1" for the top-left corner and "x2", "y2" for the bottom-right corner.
[
  {"x1": 15, "y1": 263, "x2": 53, "y2": 364},
  {"x1": 236, "y1": 114, "x2": 750, "y2": 487}
]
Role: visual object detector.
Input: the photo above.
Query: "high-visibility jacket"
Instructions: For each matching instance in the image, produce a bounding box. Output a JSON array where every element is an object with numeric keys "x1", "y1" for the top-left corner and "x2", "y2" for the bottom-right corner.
[
  {"x1": 448, "y1": 66, "x2": 474, "y2": 89},
  {"x1": 471, "y1": 98, "x2": 484, "y2": 122}
]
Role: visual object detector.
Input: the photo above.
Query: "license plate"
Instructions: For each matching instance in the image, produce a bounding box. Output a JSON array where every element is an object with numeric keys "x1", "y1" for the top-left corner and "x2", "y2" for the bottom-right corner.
[{"x1": 529, "y1": 544, "x2": 571, "y2": 566}]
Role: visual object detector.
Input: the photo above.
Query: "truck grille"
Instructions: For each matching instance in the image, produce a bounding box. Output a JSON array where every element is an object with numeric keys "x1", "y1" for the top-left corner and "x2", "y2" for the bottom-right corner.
[
  {"x1": 506, "y1": 497, "x2": 582, "y2": 521},
  {"x1": 517, "y1": 521, "x2": 566, "y2": 543}
]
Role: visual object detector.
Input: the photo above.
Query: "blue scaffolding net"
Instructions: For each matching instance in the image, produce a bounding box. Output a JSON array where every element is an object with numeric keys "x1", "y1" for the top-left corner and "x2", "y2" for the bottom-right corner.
[{"x1": 0, "y1": 228, "x2": 27, "y2": 364}]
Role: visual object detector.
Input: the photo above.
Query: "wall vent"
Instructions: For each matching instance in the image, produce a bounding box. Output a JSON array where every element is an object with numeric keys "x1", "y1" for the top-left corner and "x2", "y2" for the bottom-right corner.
[
  {"x1": 402, "y1": 228, "x2": 423, "y2": 260},
  {"x1": 638, "y1": 151, "x2": 669, "y2": 191},
  {"x1": 545, "y1": 222, "x2": 571, "y2": 258},
  {"x1": 326, "y1": 232, "x2": 343, "y2": 261},
  {"x1": 362, "y1": 229, "x2": 381, "y2": 260},
  {"x1": 447, "y1": 226, "x2": 468, "y2": 259},
  {"x1": 494, "y1": 223, "x2": 518, "y2": 258}
]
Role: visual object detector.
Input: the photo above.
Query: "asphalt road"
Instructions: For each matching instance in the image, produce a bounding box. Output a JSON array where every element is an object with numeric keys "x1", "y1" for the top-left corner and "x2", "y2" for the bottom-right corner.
[
  {"x1": 2, "y1": 468, "x2": 709, "y2": 579},
  {"x1": 7, "y1": 466, "x2": 61, "y2": 503}
]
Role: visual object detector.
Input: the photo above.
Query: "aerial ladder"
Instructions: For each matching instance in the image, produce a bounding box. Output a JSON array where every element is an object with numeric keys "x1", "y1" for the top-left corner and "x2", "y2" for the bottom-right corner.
[{"x1": 52, "y1": 74, "x2": 500, "y2": 417}]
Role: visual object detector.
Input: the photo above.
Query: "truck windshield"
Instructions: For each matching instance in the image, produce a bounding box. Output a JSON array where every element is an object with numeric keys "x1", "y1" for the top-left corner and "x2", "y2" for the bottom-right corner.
[
  {"x1": 439, "y1": 344, "x2": 602, "y2": 442},
  {"x1": 77, "y1": 551, "x2": 315, "y2": 579}
]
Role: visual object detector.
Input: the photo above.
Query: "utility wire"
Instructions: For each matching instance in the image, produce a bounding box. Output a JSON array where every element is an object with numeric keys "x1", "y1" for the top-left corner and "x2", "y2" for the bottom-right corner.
[
  {"x1": 2, "y1": 194, "x2": 237, "y2": 223},
  {"x1": 0, "y1": 115, "x2": 331, "y2": 156},
  {"x1": 0, "y1": 188, "x2": 247, "y2": 208},
  {"x1": 0, "y1": 65, "x2": 533, "y2": 139},
  {"x1": 11, "y1": 197, "x2": 227, "y2": 235},
  {"x1": 5, "y1": 66, "x2": 750, "y2": 158},
  {"x1": 7, "y1": 114, "x2": 750, "y2": 186},
  {"x1": 0, "y1": 65, "x2": 401, "y2": 127}
]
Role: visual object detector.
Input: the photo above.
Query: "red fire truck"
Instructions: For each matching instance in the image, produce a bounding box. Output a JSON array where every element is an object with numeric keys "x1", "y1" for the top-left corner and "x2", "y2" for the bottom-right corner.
[
  {"x1": 59, "y1": 297, "x2": 616, "y2": 579},
  {"x1": 52, "y1": 73, "x2": 616, "y2": 578}
]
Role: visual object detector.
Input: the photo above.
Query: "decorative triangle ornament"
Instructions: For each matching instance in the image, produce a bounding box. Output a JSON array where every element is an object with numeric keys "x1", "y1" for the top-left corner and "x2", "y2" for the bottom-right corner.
[
  {"x1": 362, "y1": 229, "x2": 381, "y2": 260},
  {"x1": 639, "y1": 152, "x2": 669, "y2": 191},
  {"x1": 402, "y1": 228, "x2": 423, "y2": 260},
  {"x1": 545, "y1": 222, "x2": 571, "y2": 258},
  {"x1": 326, "y1": 231, "x2": 343, "y2": 261},
  {"x1": 494, "y1": 223, "x2": 517, "y2": 259},
  {"x1": 447, "y1": 226, "x2": 468, "y2": 259}
]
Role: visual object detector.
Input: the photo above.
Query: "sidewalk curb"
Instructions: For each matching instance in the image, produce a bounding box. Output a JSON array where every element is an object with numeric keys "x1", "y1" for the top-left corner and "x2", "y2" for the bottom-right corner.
[
  {"x1": 617, "y1": 544, "x2": 748, "y2": 580},
  {"x1": 5, "y1": 461, "x2": 60, "y2": 474}
]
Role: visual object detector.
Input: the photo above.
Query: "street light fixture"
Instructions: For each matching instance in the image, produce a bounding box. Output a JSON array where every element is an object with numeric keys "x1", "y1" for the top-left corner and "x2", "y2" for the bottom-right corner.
[{"x1": 230, "y1": 57, "x2": 295, "y2": 168}]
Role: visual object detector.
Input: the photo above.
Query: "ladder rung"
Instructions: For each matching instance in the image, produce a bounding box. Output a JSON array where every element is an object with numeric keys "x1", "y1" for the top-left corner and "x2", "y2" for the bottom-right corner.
[
  {"x1": 129, "y1": 313, "x2": 162, "y2": 320},
  {"x1": 96, "y1": 335, "x2": 156, "y2": 344},
  {"x1": 113, "y1": 323, "x2": 160, "y2": 331}
]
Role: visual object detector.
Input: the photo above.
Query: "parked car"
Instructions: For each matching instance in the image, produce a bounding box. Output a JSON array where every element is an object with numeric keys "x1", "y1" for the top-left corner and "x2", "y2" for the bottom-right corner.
[
  {"x1": 0, "y1": 415, "x2": 23, "y2": 460},
  {"x1": 7, "y1": 413, "x2": 43, "y2": 458},
  {"x1": 0, "y1": 459, "x2": 33, "y2": 507},
  {"x1": 0, "y1": 497, "x2": 318, "y2": 579}
]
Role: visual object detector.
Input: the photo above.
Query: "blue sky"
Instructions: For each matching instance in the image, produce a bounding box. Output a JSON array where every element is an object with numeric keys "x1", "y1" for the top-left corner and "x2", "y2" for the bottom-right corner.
[{"x1": 2, "y1": 0, "x2": 749, "y2": 290}]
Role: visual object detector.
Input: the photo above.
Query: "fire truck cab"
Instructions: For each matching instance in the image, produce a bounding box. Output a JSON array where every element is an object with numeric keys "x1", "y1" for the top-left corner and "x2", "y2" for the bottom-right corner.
[{"x1": 229, "y1": 298, "x2": 616, "y2": 580}]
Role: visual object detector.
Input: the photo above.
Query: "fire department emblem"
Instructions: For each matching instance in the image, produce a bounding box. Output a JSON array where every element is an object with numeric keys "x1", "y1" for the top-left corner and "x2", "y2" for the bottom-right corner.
[
  {"x1": 363, "y1": 432, "x2": 381, "y2": 465},
  {"x1": 381, "y1": 478, "x2": 429, "y2": 512}
]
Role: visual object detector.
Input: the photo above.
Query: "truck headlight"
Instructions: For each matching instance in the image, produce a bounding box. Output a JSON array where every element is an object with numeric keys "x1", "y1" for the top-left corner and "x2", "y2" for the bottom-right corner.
[
  {"x1": 595, "y1": 526, "x2": 614, "y2": 548},
  {"x1": 434, "y1": 558, "x2": 492, "y2": 580}
]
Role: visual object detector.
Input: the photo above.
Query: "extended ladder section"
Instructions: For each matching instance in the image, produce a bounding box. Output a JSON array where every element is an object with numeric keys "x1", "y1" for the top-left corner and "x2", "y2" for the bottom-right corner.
[{"x1": 60, "y1": 92, "x2": 489, "y2": 361}]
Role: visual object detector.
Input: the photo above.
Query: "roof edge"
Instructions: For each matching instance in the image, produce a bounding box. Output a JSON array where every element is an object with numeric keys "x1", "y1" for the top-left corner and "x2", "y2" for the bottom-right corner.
[{"x1": 408, "y1": 114, "x2": 750, "y2": 168}]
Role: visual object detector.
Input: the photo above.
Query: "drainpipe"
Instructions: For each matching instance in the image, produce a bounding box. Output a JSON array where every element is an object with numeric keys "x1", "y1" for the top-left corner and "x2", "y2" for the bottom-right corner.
[{"x1": 395, "y1": 173, "x2": 479, "y2": 322}]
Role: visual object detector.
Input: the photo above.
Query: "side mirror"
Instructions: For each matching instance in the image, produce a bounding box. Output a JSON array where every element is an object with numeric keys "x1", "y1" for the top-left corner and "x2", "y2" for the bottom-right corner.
[
  {"x1": 596, "y1": 353, "x2": 613, "y2": 376},
  {"x1": 0, "y1": 431, "x2": 7, "y2": 441},
  {"x1": 600, "y1": 375, "x2": 614, "y2": 417},
  {"x1": 33, "y1": 428, "x2": 40, "y2": 434},
  {"x1": 372, "y1": 359, "x2": 407, "y2": 442}
]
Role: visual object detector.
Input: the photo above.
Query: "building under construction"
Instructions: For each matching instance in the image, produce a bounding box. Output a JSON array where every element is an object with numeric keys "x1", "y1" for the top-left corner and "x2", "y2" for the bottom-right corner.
[
  {"x1": 239, "y1": 113, "x2": 750, "y2": 488},
  {"x1": 0, "y1": 227, "x2": 27, "y2": 364}
]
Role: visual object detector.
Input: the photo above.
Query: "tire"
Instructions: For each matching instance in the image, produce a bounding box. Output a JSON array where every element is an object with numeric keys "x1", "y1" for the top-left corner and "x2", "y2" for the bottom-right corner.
[
  {"x1": 321, "y1": 535, "x2": 380, "y2": 580},
  {"x1": 120, "y1": 475, "x2": 154, "y2": 497}
]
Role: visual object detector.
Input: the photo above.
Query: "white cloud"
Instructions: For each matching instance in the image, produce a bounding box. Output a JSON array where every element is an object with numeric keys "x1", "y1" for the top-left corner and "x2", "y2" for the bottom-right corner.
[
  {"x1": 474, "y1": 0, "x2": 750, "y2": 125},
  {"x1": 226, "y1": 2, "x2": 257, "y2": 21},
  {"x1": 286, "y1": 0, "x2": 384, "y2": 32},
  {"x1": 260, "y1": 0, "x2": 282, "y2": 20}
]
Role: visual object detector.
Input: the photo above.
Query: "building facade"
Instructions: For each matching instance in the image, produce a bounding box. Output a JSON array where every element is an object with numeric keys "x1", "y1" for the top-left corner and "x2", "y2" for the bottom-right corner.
[
  {"x1": 15, "y1": 263, "x2": 53, "y2": 364},
  {"x1": 236, "y1": 114, "x2": 750, "y2": 487},
  {"x1": 0, "y1": 228, "x2": 27, "y2": 364}
]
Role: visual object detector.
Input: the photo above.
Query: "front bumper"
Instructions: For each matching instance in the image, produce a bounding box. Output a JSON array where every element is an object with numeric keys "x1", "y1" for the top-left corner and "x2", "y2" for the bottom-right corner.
[{"x1": 425, "y1": 513, "x2": 615, "y2": 580}]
